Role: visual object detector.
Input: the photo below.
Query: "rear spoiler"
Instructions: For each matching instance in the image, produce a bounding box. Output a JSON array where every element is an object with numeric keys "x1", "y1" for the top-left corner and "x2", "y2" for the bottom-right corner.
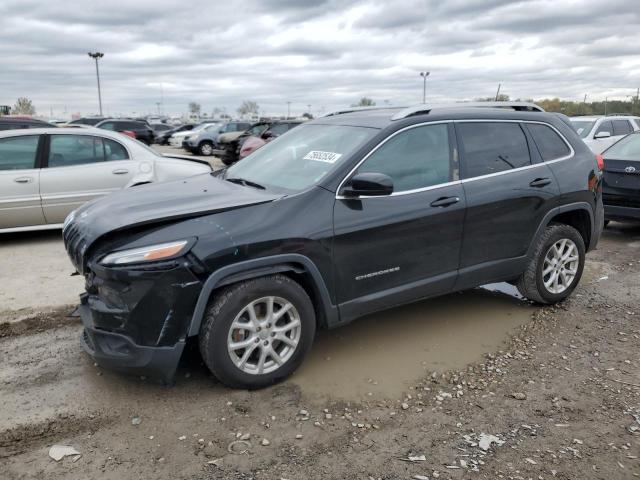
[{"x1": 161, "y1": 154, "x2": 213, "y2": 169}]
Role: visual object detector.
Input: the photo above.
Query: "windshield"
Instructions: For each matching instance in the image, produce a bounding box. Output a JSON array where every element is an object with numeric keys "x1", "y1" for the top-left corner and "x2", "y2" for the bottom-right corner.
[
  {"x1": 225, "y1": 124, "x2": 378, "y2": 192},
  {"x1": 570, "y1": 120, "x2": 595, "y2": 139},
  {"x1": 603, "y1": 133, "x2": 640, "y2": 161}
]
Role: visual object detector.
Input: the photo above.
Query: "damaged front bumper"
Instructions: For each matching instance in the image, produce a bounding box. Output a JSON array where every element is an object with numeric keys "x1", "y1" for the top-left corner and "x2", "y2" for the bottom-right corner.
[{"x1": 78, "y1": 259, "x2": 203, "y2": 382}]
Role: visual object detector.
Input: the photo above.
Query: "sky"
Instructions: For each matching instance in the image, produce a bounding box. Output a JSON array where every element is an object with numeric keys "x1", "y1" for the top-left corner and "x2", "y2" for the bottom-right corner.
[{"x1": 1, "y1": 0, "x2": 639, "y2": 119}]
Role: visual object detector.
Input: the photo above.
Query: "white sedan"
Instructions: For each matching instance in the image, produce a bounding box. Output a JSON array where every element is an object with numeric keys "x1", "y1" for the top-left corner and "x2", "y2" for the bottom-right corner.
[{"x1": 0, "y1": 127, "x2": 211, "y2": 233}]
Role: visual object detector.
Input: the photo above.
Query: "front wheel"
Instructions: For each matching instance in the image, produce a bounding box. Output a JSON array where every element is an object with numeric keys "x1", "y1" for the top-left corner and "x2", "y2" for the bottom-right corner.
[
  {"x1": 198, "y1": 141, "x2": 214, "y2": 156},
  {"x1": 516, "y1": 223, "x2": 585, "y2": 304},
  {"x1": 199, "y1": 275, "x2": 316, "y2": 389}
]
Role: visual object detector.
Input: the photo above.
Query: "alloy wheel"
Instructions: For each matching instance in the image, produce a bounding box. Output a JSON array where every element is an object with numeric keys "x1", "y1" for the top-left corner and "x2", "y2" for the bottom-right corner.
[
  {"x1": 227, "y1": 296, "x2": 301, "y2": 375},
  {"x1": 542, "y1": 238, "x2": 579, "y2": 294}
]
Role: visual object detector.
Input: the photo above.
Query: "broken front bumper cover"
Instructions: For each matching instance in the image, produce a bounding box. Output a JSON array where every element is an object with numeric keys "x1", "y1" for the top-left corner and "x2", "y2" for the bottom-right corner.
[{"x1": 79, "y1": 300, "x2": 185, "y2": 383}]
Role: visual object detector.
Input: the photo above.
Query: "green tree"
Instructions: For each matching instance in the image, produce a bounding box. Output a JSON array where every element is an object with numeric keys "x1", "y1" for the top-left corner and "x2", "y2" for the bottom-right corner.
[{"x1": 13, "y1": 97, "x2": 36, "y2": 115}]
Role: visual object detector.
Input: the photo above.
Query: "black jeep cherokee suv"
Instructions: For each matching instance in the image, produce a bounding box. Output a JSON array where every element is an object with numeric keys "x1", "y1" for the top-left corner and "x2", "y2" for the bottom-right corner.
[{"x1": 63, "y1": 102, "x2": 604, "y2": 389}]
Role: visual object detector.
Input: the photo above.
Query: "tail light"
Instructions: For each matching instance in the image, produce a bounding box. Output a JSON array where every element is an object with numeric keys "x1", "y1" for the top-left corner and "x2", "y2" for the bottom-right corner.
[{"x1": 596, "y1": 154, "x2": 604, "y2": 171}]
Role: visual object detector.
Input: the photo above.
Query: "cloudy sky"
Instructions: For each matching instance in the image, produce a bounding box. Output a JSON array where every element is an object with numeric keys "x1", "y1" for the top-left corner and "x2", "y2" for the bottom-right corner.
[{"x1": 1, "y1": 0, "x2": 639, "y2": 118}]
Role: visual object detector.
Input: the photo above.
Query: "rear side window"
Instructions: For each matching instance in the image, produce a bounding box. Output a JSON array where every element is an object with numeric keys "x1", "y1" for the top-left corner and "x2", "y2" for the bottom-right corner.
[
  {"x1": 0, "y1": 135, "x2": 40, "y2": 170},
  {"x1": 99, "y1": 122, "x2": 115, "y2": 131},
  {"x1": 104, "y1": 138, "x2": 129, "y2": 160},
  {"x1": 457, "y1": 122, "x2": 531, "y2": 178},
  {"x1": 526, "y1": 123, "x2": 571, "y2": 161},
  {"x1": 357, "y1": 123, "x2": 452, "y2": 191},
  {"x1": 612, "y1": 120, "x2": 633, "y2": 136},
  {"x1": 48, "y1": 135, "x2": 105, "y2": 167}
]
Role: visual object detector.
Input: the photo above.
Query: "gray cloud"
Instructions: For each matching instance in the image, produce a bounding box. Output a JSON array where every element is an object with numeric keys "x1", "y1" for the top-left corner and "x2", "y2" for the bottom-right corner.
[{"x1": 0, "y1": 0, "x2": 638, "y2": 118}]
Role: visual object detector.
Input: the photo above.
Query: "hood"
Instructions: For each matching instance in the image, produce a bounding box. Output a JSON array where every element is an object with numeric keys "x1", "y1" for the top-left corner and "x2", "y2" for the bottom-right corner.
[{"x1": 64, "y1": 173, "x2": 281, "y2": 270}]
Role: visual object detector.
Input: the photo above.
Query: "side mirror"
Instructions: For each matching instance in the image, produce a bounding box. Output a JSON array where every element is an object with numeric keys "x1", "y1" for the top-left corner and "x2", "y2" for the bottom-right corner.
[
  {"x1": 342, "y1": 173, "x2": 393, "y2": 197},
  {"x1": 594, "y1": 131, "x2": 611, "y2": 139}
]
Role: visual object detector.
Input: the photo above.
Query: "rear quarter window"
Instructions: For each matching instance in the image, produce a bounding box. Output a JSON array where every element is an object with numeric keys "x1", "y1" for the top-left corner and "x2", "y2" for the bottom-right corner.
[{"x1": 526, "y1": 123, "x2": 571, "y2": 161}]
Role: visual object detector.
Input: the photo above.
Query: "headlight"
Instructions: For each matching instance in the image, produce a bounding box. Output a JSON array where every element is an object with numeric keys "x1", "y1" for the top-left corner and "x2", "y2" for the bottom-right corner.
[{"x1": 100, "y1": 240, "x2": 190, "y2": 266}]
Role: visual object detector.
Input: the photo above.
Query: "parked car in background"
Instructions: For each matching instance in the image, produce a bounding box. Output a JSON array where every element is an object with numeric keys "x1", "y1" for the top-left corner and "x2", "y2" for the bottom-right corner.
[
  {"x1": 95, "y1": 119, "x2": 155, "y2": 145},
  {"x1": 0, "y1": 117, "x2": 57, "y2": 130},
  {"x1": 0, "y1": 128, "x2": 211, "y2": 233},
  {"x1": 68, "y1": 117, "x2": 106, "y2": 126},
  {"x1": 169, "y1": 122, "x2": 220, "y2": 147},
  {"x1": 156, "y1": 124, "x2": 193, "y2": 145},
  {"x1": 150, "y1": 123, "x2": 173, "y2": 136},
  {"x1": 237, "y1": 120, "x2": 305, "y2": 162},
  {"x1": 219, "y1": 122, "x2": 272, "y2": 165},
  {"x1": 63, "y1": 102, "x2": 603, "y2": 388},
  {"x1": 601, "y1": 131, "x2": 640, "y2": 224},
  {"x1": 570, "y1": 115, "x2": 640, "y2": 153},
  {"x1": 183, "y1": 121, "x2": 252, "y2": 156}
]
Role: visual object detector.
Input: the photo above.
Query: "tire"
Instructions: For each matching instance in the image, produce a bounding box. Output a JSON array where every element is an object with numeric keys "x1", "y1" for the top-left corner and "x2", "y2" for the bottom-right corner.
[
  {"x1": 199, "y1": 274, "x2": 316, "y2": 389},
  {"x1": 516, "y1": 223, "x2": 585, "y2": 304},
  {"x1": 198, "y1": 141, "x2": 214, "y2": 156},
  {"x1": 221, "y1": 155, "x2": 235, "y2": 166},
  {"x1": 603, "y1": 220, "x2": 610, "y2": 228}
]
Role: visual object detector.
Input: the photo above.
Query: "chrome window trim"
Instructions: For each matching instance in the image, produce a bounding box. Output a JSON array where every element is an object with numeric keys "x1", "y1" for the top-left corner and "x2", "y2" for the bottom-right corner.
[{"x1": 335, "y1": 119, "x2": 574, "y2": 200}]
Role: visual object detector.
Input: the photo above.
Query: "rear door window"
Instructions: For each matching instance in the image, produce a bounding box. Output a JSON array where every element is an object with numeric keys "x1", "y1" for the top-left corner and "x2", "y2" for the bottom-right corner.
[
  {"x1": 457, "y1": 122, "x2": 531, "y2": 178},
  {"x1": 103, "y1": 138, "x2": 129, "y2": 160},
  {"x1": 48, "y1": 135, "x2": 105, "y2": 167},
  {"x1": 612, "y1": 120, "x2": 633, "y2": 136},
  {"x1": 526, "y1": 123, "x2": 571, "y2": 161},
  {"x1": 0, "y1": 135, "x2": 40, "y2": 170}
]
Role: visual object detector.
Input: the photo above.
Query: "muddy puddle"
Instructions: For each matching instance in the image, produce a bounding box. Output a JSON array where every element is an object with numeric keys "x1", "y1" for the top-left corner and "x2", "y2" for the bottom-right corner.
[{"x1": 290, "y1": 284, "x2": 533, "y2": 401}]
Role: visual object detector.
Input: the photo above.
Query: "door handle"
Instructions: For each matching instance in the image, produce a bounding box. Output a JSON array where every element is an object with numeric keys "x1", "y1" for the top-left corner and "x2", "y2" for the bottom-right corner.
[
  {"x1": 112, "y1": 169, "x2": 129, "y2": 175},
  {"x1": 529, "y1": 177, "x2": 552, "y2": 188},
  {"x1": 13, "y1": 177, "x2": 33, "y2": 184},
  {"x1": 430, "y1": 196, "x2": 460, "y2": 208}
]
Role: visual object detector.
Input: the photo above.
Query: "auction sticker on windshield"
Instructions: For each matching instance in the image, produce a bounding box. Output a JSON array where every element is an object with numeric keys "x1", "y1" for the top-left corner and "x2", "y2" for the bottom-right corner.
[{"x1": 303, "y1": 150, "x2": 342, "y2": 163}]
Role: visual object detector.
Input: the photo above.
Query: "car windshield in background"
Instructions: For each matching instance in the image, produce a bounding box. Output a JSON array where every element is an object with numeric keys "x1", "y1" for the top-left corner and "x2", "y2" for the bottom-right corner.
[
  {"x1": 570, "y1": 120, "x2": 595, "y2": 138},
  {"x1": 603, "y1": 132, "x2": 640, "y2": 161},
  {"x1": 224, "y1": 124, "x2": 377, "y2": 192}
]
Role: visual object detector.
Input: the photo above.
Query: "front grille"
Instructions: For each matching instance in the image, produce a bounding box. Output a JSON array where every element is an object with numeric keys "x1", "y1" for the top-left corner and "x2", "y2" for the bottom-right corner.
[{"x1": 63, "y1": 222, "x2": 88, "y2": 273}]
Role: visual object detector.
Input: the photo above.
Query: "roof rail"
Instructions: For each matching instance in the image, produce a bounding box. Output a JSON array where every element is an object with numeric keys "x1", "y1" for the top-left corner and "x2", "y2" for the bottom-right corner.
[
  {"x1": 322, "y1": 106, "x2": 401, "y2": 117},
  {"x1": 390, "y1": 101, "x2": 545, "y2": 121},
  {"x1": 605, "y1": 113, "x2": 636, "y2": 117}
]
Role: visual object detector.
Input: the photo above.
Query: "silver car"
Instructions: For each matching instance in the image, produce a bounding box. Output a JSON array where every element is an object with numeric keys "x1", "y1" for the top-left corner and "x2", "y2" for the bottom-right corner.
[
  {"x1": 570, "y1": 115, "x2": 640, "y2": 154},
  {"x1": 0, "y1": 128, "x2": 212, "y2": 233}
]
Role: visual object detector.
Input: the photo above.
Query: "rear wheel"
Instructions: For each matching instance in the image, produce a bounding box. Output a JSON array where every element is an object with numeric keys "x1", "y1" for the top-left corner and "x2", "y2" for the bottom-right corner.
[
  {"x1": 199, "y1": 275, "x2": 316, "y2": 389},
  {"x1": 198, "y1": 141, "x2": 214, "y2": 156},
  {"x1": 516, "y1": 223, "x2": 585, "y2": 304}
]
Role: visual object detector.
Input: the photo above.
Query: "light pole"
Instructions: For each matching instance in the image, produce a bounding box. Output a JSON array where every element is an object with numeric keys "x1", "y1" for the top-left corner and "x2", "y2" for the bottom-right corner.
[
  {"x1": 88, "y1": 52, "x2": 104, "y2": 116},
  {"x1": 419, "y1": 71, "x2": 430, "y2": 103}
]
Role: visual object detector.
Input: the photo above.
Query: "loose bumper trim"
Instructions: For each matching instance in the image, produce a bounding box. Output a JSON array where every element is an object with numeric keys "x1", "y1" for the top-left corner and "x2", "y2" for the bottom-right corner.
[{"x1": 79, "y1": 303, "x2": 184, "y2": 383}]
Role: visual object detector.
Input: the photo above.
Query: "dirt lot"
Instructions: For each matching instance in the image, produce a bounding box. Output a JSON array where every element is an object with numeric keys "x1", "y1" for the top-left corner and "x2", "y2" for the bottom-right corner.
[{"x1": 1, "y1": 223, "x2": 639, "y2": 480}]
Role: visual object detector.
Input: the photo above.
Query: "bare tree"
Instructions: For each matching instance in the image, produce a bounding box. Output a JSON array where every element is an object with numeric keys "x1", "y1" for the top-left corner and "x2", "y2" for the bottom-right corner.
[
  {"x1": 13, "y1": 97, "x2": 36, "y2": 115},
  {"x1": 188, "y1": 102, "x2": 201, "y2": 114},
  {"x1": 237, "y1": 100, "x2": 259, "y2": 116},
  {"x1": 351, "y1": 97, "x2": 376, "y2": 107}
]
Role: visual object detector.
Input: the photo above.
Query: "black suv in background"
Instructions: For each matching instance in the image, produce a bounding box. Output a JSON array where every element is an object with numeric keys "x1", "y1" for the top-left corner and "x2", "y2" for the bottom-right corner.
[
  {"x1": 95, "y1": 119, "x2": 155, "y2": 144},
  {"x1": 0, "y1": 117, "x2": 57, "y2": 130},
  {"x1": 68, "y1": 117, "x2": 106, "y2": 126},
  {"x1": 64, "y1": 102, "x2": 603, "y2": 389}
]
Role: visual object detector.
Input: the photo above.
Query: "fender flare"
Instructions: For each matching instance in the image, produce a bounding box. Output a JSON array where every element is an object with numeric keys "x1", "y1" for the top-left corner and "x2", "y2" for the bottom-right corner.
[
  {"x1": 187, "y1": 254, "x2": 339, "y2": 336},
  {"x1": 526, "y1": 202, "x2": 594, "y2": 257}
]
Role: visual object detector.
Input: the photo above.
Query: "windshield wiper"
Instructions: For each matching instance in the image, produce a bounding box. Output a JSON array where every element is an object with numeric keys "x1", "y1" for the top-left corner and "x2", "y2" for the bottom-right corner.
[{"x1": 226, "y1": 177, "x2": 266, "y2": 190}]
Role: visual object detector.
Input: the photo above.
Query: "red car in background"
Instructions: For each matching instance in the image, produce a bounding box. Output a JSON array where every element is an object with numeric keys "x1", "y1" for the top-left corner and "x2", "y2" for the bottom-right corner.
[{"x1": 238, "y1": 120, "x2": 305, "y2": 161}]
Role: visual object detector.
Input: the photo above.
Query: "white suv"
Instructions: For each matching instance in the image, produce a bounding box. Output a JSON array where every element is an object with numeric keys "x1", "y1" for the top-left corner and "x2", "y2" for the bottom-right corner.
[{"x1": 570, "y1": 115, "x2": 640, "y2": 153}]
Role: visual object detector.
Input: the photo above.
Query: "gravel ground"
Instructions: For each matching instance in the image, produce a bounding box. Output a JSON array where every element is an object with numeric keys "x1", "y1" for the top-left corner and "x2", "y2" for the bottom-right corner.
[{"x1": 1, "y1": 223, "x2": 639, "y2": 480}]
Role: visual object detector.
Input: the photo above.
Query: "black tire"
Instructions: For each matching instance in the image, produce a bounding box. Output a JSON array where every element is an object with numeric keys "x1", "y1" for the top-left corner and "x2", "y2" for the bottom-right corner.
[
  {"x1": 516, "y1": 223, "x2": 585, "y2": 304},
  {"x1": 199, "y1": 274, "x2": 316, "y2": 389},
  {"x1": 603, "y1": 219, "x2": 610, "y2": 228},
  {"x1": 221, "y1": 155, "x2": 235, "y2": 166},
  {"x1": 198, "y1": 141, "x2": 214, "y2": 156}
]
